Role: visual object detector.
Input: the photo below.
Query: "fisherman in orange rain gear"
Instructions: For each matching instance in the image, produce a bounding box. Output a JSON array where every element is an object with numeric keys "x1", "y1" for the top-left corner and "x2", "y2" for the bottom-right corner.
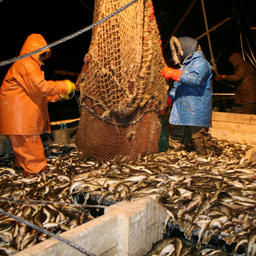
[{"x1": 0, "y1": 33, "x2": 76, "y2": 174}]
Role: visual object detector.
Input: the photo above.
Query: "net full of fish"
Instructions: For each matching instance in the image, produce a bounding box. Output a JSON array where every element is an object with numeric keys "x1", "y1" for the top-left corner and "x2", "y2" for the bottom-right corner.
[{"x1": 0, "y1": 140, "x2": 256, "y2": 255}]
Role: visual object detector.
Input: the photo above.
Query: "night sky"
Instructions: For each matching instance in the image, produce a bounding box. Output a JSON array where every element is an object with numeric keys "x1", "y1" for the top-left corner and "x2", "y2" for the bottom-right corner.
[{"x1": 0, "y1": 0, "x2": 255, "y2": 119}]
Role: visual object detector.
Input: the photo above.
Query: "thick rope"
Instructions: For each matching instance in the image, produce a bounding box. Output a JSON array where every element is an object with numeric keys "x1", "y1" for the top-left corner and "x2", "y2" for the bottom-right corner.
[
  {"x1": 0, "y1": 0, "x2": 137, "y2": 67},
  {"x1": 0, "y1": 208, "x2": 97, "y2": 256}
]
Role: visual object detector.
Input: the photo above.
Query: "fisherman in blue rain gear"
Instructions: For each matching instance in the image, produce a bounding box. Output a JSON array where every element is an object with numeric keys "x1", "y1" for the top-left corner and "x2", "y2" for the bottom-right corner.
[{"x1": 161, "y1": 36, "x2": 215, "y2": 155}]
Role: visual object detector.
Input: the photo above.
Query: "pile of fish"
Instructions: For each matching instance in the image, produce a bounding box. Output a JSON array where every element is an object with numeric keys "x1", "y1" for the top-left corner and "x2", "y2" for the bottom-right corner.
[
  {"x1": 146, "y1": 237, "x2": 228, "y2": 256},
  {"x1": 0, "y1": 139, "x2": 256, "y2": 255}
]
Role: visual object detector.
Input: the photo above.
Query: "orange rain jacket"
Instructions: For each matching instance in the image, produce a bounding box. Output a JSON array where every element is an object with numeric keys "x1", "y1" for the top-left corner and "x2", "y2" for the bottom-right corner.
[{"x1": 0, "y1": 34, "x2": 69, "y2": 135}]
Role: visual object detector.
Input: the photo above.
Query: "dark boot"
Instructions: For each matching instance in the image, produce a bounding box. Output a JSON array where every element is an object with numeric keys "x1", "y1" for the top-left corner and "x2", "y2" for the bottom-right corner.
[
  {"x1": 169, "y1": 125, "x2": 189, "y2": 151},
  {"x1": 191, "y1": 133, "x2": 207, "y2": 155}
]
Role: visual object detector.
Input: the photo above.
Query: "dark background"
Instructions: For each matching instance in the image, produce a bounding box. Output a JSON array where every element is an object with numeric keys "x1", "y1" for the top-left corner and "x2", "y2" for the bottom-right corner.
[{"x1": 0, "y1": 0, "x2": 255, "y2": 120}]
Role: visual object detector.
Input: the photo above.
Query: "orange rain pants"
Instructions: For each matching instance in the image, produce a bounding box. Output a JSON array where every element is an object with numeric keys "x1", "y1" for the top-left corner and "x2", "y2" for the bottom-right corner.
[{"x1": 9, "y1": 135, "x2": 46, "y2": 174}]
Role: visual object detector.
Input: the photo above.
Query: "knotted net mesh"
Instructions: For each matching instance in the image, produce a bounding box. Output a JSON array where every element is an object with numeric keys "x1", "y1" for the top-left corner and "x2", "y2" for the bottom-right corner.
[{"x1": 76, "y1": 0, "x2": 168, "y2": 161}]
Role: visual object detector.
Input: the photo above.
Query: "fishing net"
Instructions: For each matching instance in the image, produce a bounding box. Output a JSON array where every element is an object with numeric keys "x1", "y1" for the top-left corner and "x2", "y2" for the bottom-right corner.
[{"x1": 76, "y1": 0, "x2": 168, "y2": 161}]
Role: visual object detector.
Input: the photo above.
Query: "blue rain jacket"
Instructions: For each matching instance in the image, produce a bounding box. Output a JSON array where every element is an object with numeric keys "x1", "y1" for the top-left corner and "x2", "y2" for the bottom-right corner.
[{"x1": 169, "y1": 50, "x2": 213, "y2": 127}]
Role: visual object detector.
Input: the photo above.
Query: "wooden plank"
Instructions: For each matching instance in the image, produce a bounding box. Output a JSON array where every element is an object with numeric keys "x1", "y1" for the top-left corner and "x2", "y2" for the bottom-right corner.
[
  {"x1": 50, "y1": 118, "x2": 80, "y2": 126},
  {"x1": 212, "y1": 111, "x2": 256, "y2": 125},
  {"x1": 211, "y1": 111, "x2": 256, "y2": 146}
]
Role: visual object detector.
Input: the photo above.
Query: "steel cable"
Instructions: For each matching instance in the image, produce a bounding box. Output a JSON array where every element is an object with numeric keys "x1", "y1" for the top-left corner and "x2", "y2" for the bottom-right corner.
[
  {"x1": 200, "y1": 0, "x2": 218, "y2": 73},
  {"x1": 0, "y1": 208, "x2": 97, "y2": 256},
  {"x1": 0, "y1": 0, "x2": 137, "y2": 67}
]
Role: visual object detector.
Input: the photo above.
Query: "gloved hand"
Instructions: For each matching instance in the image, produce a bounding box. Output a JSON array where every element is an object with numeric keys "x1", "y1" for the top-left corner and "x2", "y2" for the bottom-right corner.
[
  {"x1": 214, "y1": 74, "x2": 226, "y2": 81},
  {"x1": 61, "y1": 80, "x2": 76, "y2": 100},
  {"x1": 167, "y1": 96, "x2": 173, "y2": 107},
  {"x1": 161, "y1": 67, "x2": 182, "y2": 81}
]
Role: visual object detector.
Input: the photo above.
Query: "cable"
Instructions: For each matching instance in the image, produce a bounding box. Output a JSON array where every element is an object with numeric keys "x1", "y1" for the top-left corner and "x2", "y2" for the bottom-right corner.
[
  {"x1": 163, "y1": 0, "x2": 198, "y2": 50},
  {"x1": 200, "y1": 0, "x2": 217, "y2": 73},
  {"x1": 0, "y1": 0, "x2": 137, "y2": 67}
]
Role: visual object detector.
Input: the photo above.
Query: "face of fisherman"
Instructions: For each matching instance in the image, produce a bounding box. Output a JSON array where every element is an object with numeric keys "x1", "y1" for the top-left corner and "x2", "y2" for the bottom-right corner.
[{"x1": 39, "y1": 51, "x2": 51, "y2": 63}]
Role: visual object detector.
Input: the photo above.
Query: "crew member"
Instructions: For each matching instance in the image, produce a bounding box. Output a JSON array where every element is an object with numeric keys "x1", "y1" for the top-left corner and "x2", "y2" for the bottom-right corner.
[
  {"x1": 215, "y1": 52, "x2": 256, "y2": 114},
  {"x1": 161, "y1": 36, "x2": 215, "y2": 155},
  {"x1": 0, "y1": 33, "x2": 76, "y2": 174}
]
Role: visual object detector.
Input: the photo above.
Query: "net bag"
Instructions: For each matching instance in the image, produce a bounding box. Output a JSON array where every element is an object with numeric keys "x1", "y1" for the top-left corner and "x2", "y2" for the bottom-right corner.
[{"x1": 76, "y1": 0, "x2": 168, "y2": 161}]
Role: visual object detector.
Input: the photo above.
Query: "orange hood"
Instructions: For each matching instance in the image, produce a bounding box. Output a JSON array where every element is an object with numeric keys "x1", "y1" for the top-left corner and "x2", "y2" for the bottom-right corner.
[{"x1": 19, "y1": 34, "x2": 51, "y2": 66}]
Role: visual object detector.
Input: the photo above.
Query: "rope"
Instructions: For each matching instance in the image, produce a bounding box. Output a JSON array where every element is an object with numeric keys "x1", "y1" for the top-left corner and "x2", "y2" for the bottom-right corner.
[
  {"x1": 0, "y1": 0, "x2": 137, "y2": 67},
  {"x1": 0, "y1": 208, "x2": 96, "y2": 256},
  {"x1": 200, "y1": 0, "x2": 218, "y2": 73}
]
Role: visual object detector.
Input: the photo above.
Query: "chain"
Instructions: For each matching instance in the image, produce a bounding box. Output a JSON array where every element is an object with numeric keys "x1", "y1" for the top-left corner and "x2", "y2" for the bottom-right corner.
[{"x1": 80, "y1": 96, "x2": 161, "y2": 127}]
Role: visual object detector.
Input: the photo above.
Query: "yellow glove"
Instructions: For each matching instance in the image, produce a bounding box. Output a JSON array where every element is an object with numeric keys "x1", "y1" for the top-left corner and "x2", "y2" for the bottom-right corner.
[{"x1": 61, "y1": 80, "x2": 76, "y2": 99}]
